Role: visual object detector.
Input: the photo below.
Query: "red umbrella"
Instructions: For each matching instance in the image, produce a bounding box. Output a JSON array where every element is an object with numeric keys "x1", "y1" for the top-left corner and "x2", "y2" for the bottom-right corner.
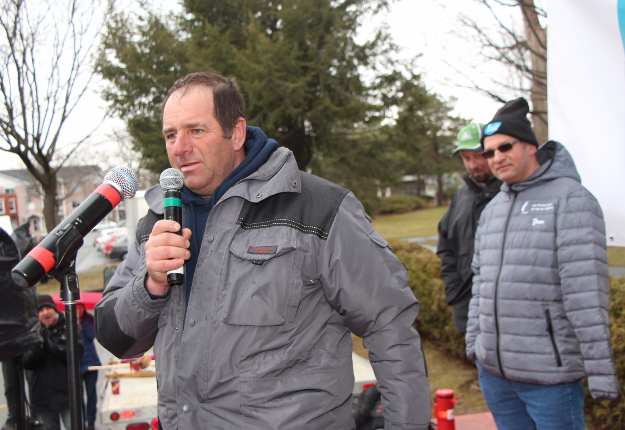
[{"x1": 51, "y1": 291, "x2": 103, "y2": 312}]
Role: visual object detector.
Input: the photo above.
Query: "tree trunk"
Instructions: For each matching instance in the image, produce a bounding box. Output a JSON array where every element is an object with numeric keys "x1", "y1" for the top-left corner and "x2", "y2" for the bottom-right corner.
[
  {"x1": 436, "y1": 172, "x2": 445, "y2": 207},
  {"x1": 520, "y1": 0, "x2": 548, "y2": 144},
  {"x1": 41, "y1": 177, "x2": 59, "y2": 233}
]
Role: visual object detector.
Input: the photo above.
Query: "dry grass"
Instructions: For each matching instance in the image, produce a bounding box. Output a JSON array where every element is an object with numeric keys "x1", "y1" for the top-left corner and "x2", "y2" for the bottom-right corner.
[
  {"x1": 371, "y1": 206, "x2": 448, "y2": 240},
  {"x1": 607, "y1": 247, "x2": 625, "y2": 267},
  {"x1": 351, "y1": 334, "x2": 488, "y2": 416},
  {"x1": 35, "y1": 263, "x2": 120, "y2": 295}
]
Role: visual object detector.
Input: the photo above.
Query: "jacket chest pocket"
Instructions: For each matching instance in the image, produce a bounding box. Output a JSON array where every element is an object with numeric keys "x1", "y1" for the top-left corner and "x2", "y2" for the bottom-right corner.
[{"x1": 222, "y1": 234, "x2": 304, "y2": 326}]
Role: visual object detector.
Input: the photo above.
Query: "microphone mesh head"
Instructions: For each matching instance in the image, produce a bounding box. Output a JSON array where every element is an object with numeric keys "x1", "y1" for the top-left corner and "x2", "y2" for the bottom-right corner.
[
  {"x1": 103, "y1": 167, "x2": 139, "y2": 200},
  {"x1": 160, "y1": 168, "x2": 184, "y2": 190}
]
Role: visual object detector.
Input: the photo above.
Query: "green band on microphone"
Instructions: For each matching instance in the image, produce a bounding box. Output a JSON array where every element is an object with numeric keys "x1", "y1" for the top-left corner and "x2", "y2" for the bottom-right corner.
[{"x1": 164, "y1": 197, "x2": 182, "y2": 208}]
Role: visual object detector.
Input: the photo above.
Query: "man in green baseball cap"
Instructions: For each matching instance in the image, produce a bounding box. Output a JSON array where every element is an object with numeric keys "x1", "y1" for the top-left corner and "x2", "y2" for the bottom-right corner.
[{"x1": 437, "y1": 123, "x2": 501, "y2": 332}]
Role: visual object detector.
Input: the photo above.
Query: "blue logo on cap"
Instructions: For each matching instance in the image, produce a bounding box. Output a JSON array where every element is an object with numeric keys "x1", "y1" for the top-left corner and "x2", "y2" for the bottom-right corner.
[{"x1": 484, "y1": 122, "x2": 502, "y2": 135}]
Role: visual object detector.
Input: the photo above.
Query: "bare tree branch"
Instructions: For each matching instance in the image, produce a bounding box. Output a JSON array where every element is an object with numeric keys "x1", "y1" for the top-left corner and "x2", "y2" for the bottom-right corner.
[
  {"x1": 448, "y1": 0, "x2": 548, "y2": 142},
  {"x1": 0, "y1": 0, "x2": 115, "y2": 231}
]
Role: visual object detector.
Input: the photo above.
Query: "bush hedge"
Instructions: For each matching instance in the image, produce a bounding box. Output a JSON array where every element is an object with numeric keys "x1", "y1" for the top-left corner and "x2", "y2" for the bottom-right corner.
[
  {"x1": 389, "y1": 240, "x2": 467, "y2": 360},
  {"x1": 389, "y1": 240, "x2": 625, "y2": 427},
  {"x1": 376, "y1": 195, "x2": 428, "y2": 216}
]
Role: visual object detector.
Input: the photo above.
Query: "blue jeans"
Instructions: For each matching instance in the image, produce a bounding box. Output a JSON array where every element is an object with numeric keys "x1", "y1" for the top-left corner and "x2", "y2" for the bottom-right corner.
[
  {"x1": 477, "y1": 361, "x2": 586, "y2": 430},
  {"x1": 82, "y1": 370, "x2": 99, "y2": 424}
]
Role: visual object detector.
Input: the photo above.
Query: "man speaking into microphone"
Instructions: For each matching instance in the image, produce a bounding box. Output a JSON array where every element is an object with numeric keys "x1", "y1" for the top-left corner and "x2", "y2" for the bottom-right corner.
[{"x1": 95, "y1": 72, "x2": 430, "y2": 430}]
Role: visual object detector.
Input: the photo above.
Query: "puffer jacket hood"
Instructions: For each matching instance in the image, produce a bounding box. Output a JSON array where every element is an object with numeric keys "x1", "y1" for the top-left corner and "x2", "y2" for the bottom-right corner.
[{"x1": 502, "y1": 140, "x2": 580, "y2": 193}]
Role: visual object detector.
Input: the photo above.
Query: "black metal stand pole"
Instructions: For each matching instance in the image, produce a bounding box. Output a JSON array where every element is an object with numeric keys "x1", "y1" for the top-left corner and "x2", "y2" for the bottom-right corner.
[
  {"x1": 59, "y1": 267, "x2": 84, "y2": 430},
  {"x1": 10, "y1": 356, "x2": 27, "y2": 430}
]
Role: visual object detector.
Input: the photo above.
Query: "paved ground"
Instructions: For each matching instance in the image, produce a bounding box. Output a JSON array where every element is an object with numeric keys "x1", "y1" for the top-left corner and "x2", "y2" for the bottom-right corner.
[
  {"x1": 610, "y1": 266, "x2": 625, "y2": 278},
  {"x1": 401, "y1": 236, "x2": 438, "y2": 253},
  {"x1": 440, "y1": 411, "x2": 497, "y2": 429}
]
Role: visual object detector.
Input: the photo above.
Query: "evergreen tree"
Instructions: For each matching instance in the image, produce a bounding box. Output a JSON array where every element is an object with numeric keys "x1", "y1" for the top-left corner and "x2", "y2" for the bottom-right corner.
[
  {"x1": 98, "y1": 0, "x2": 395, "y2": 171},
  {"x1": 384, "y1": 73, "x2": 466, "y2": 205}
]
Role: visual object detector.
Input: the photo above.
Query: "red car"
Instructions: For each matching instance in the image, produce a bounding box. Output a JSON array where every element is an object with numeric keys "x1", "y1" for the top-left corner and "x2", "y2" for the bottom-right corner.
[{"x1": 103, "y1": 231, "x2": 127, "y2": 257}]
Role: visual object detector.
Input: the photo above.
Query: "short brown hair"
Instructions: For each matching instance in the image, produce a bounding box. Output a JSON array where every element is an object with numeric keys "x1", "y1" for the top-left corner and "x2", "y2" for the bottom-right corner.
[{"x1": 161, "y1": 72, "x2": 246, "y2": 138}]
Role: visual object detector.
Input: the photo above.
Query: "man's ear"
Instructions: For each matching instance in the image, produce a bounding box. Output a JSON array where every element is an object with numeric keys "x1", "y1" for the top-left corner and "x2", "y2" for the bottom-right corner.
[
  {"x1": 523, "y1": 142, "x2": 538, "y2": 156},
  {"x1": 231, "y1": 118, "x2": 247, "y2": 153}
]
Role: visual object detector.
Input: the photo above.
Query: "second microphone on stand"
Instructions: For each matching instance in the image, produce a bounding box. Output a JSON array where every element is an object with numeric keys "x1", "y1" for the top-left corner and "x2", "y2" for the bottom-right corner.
[{"x1": 160, "y1": 168, "x2": 185, "y2": 285}]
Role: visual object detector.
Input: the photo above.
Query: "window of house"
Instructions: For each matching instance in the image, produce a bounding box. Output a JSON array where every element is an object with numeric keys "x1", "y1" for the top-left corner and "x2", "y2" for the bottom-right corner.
[
  {"x1": 72, "y1": 201, "x2": 81, "y2": 208},
  {"x1": 0, "y1": 200, "x2": 5, "y2": 214},
  {"x1": 9, "y1": 198, "x2": 16, "y2": 213},
  {"x1": 5, "y1": 188, "x2": 15, "y2": 194}
]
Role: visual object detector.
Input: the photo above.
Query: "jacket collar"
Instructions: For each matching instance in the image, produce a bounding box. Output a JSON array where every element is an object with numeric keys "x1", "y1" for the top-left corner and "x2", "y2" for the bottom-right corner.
[
  {"x1": 501, "y1": 140, "x2": 581, "y2": 193},
  {"x1": 463, "y1": 172, "x2": 501, "y2": 193},
  {"x1": 144, "y1": 147, "x2": 299, "y2": 212}
]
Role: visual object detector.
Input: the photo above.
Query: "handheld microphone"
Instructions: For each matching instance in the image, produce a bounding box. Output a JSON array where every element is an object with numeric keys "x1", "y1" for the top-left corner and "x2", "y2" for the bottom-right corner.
[
  {"x1": 11, "y1": 167, "x2": 139, "y2": 288},
  {"x1": 160, "y1": 168, "x2": 184, "y2": 286}
]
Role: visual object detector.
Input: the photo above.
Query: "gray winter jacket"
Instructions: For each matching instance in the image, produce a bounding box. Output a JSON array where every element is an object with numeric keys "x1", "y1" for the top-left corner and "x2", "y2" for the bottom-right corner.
[
  {"x1": 465, "y1": 141, "x2": 618, "y2": 400},
  {"x1": 95, "y1": 147, "x2": 431, "y2": 429}
]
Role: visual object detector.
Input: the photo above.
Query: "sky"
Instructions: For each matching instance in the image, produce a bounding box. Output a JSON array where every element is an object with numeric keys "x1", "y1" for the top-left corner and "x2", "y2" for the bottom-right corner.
[
  {"x1": 366, "y1": 0, "x2": 509, "y2": 121},
  {"x1": 0, "y1": 0, "x2": 509, "y2": 171}
]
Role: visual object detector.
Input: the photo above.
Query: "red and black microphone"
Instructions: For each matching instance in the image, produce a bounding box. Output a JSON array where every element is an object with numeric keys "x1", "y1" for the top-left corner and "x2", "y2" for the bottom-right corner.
[{"x1": 11, "y1": 167, "x2": 138, "y2": 288}]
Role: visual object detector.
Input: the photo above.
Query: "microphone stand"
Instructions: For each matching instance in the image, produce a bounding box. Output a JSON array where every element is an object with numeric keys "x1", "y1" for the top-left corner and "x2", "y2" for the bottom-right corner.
[
  {"x1": 54, "y1": 249, "x2": 84, "y2": 430},
  {"x1": 10, "y1": 356, "x2": 28, "y2": 430}
]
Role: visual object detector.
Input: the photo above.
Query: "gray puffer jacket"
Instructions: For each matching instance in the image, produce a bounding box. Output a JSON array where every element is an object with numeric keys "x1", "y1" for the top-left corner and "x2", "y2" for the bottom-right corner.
[
  {"x1": 95, "y1": 147, "x2": 431, "y2": 429},
  {"x1": 465, "y1": 141, "x2": 618, "y2": 400}
]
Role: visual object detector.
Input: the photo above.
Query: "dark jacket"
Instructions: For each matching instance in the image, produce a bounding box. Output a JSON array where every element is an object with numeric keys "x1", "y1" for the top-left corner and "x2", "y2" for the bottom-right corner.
[
  {"x1": 22, "y1": 313, "x2": 84, "y2": 411},
  {"x1": 465, "y1": 141, "x2": 618, "y2": 400},
  {"x1": 437, "y1": 174, "x2": 501, "y2": 332},
  {"x1": 79, "y1": 311, "x2": 101, "y2": 374}
]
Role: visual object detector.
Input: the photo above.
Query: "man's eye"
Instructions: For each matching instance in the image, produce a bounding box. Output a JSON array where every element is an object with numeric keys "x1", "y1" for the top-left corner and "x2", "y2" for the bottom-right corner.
[
  {"x1": 166, "y1": 133, "x2": 176, "y2": 140},
  {"x1": 192, "y1": 129, "x2": 202, "y2": 134}
]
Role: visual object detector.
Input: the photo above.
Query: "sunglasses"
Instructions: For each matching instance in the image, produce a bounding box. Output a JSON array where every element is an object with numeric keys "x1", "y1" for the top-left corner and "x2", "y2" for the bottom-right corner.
[{"x1": 481, "y1": 139, "x2": 520, "y2": 159}]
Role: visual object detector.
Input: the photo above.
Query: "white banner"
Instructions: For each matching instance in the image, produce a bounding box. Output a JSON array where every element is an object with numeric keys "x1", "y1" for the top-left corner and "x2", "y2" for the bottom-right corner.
[{"x1": 549, "y1": 0, "x2": 625, "y2": 246}]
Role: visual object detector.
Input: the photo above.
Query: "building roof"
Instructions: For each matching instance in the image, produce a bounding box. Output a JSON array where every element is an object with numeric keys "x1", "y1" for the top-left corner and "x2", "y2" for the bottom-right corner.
[
  {"x1": 0, "y1": 172, "x2": 30, "y2": 186},
  {"x1": 0, "y1": 165, "x2": 102, "y2": 184}
]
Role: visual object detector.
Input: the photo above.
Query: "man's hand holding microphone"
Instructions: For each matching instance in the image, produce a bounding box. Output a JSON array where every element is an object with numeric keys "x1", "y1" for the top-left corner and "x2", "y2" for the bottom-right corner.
[{"x1": 145, "y1": 168, "x2": 192, "y2": 296}]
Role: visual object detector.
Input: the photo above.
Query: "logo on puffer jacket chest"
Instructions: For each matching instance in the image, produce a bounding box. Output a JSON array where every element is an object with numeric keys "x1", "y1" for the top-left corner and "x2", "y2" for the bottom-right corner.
[
  {"x1": 521, "y1": 201, "x2": 555, "y2": 214},
  {"x1": 247, "y1": 245, "x2": 278, "y2": 255}
]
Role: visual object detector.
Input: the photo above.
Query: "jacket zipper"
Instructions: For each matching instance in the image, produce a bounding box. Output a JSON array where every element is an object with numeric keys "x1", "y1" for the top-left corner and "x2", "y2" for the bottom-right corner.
[
  {"x1": 545, "y1": 308, "x2": 563, "y2": 367},
  {"x1": 493, "y1": 191, "x2": 517, "y2": 378}
]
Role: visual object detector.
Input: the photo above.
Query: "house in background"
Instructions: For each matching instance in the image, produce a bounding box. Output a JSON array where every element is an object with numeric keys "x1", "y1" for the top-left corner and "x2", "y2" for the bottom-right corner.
[
  {"x1": 0, "y1": 166, "x2": 126, "y2": 236},
  {"x1": 0, "y1": 172, "x2": 30, "y2": 232},
  {"x1": 383, "y1": 172, "x2": 465, "y2": 205}
]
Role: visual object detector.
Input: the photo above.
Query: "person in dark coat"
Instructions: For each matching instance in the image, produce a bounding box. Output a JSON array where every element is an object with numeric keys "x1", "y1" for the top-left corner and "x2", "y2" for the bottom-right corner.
[
  {"x1": 77, "y1": 303, "x2": 101, "y2": 430},
  {"x1": 1, "y1": 359, "x2": 17, "y2": 430},
  {"x1": 22, "y1": 295, "x2": 83, "y2": 430},
  {"x1": 437, "y1": 123, "x2": 501, "y2": 333}
]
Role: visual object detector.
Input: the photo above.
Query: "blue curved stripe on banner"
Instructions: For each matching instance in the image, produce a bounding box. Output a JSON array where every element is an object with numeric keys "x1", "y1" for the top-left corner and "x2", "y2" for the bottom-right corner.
[{"x1": 620, "y1": 0, "x2": 625, "y2": 52}]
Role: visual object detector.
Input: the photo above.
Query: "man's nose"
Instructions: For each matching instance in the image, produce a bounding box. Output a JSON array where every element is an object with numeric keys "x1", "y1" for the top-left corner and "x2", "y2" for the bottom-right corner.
[
  {"x1": 466, "y1": 158, "x2": 478, "y2": 170},
  {"x1": 173, "y1": 134, "x2": 192, "y2": 155},
  {"x1": 492, "y1": 149, "x2": 506, "y2": 163}
]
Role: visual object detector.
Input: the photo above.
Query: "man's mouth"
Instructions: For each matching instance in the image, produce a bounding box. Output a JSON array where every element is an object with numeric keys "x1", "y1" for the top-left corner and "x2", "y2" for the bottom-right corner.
[{"x1": 179, "y1": 162, "x2": 199, "y2": 173}]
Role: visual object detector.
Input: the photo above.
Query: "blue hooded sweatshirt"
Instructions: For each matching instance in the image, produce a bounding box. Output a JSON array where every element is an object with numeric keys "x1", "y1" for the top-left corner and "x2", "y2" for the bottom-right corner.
[{"x1": 180, "y1": 126, "x2": 278, "y2": 316}]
